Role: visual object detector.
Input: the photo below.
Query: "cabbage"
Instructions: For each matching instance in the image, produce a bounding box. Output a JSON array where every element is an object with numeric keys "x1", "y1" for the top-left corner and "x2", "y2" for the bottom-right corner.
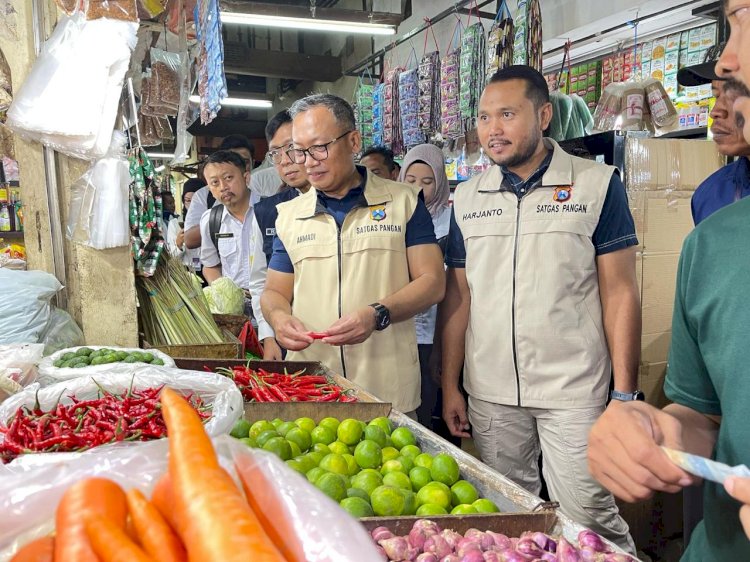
[{"x1": 203, "y1": 277, "x2": 245, "y2": 315}]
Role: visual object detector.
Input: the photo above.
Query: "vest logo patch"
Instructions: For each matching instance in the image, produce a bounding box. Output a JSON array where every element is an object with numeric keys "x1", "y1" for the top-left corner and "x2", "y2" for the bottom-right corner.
[
  {"x1": 553, "y1": 186, "x2": 572, "y2": 203},
  {"x1": 370, "y1": 205, "x2": 386, "y2": 221},
  {"x1": 265, "y1": 227, "x2": 276, "y2": 237},
  {"x1": 297, "y1": 233, "x2": 316, "y2": 244}
]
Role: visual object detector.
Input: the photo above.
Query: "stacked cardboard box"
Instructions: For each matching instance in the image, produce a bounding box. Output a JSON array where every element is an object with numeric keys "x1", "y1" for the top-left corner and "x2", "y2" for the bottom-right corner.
[{"x1": 625, "y1": 137, "x2": 725, "y2": 407}]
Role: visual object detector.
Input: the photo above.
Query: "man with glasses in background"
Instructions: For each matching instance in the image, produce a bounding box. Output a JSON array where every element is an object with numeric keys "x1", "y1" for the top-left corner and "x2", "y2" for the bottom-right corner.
[{"x1": 260, "y1": 94, "x2": 445, "y2": 415}]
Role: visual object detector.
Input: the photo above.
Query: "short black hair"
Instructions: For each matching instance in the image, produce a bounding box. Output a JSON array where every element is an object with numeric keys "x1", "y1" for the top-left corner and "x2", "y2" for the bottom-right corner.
[
  {"x1": 203, "y1": 149, "x2": 248, "y2": 172},
  {"x1": 265, "y1": 110, "x2": 293, "y2": 143},
  {"x1": 488, "y1": 65, "x2": 550, "y2": 109},
  {"x1": 219, "y1": 134, "x2": 255, "y2": 156},
  {"x1": 361, "y1": 145, "x2": 396, "y2": 172}
]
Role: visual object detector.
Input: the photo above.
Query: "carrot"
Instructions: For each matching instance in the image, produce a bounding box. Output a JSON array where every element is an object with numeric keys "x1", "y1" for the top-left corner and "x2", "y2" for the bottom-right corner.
[
  {"x1": 84, "y1": 515, "x2": 154, "y2": 562},
  {"x1": 160, "y1": 388, "x2": 286, "y2": 562},
  {"x1": 54, "y1": 478, "x2": 128, "y2": 562},
  {"x1": 150, "y1": 473, "x2": 178, "y2": 530},
  {"x1": 10, "y1": 536, "x2": 54, "y2": 562},
  {"x1": 126, "y1": 488, "x2": 187, "y2": 562}
]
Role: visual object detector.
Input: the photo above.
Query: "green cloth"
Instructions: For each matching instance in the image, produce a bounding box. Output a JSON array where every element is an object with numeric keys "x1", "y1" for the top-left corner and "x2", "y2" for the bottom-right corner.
[{"x1": 665, "y1": 195, "x2": 750, "y2": 561}]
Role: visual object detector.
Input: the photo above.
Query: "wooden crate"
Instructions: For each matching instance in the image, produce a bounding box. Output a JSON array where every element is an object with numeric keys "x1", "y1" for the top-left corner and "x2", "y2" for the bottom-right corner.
[{"x1": 143, "y1": 329, "x2": 242, "y2": 359}]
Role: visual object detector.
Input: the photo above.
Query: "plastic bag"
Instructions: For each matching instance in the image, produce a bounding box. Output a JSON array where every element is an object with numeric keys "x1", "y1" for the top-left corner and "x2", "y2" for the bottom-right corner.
[
  {"x1": 0, "y1": 436, "x2": 383, "y2": 561},
  {"x1": 0, "y1": 269, "x2": 61, "y2": 346},
  {"x1": 150, "y1": 47, "x2": 181, "y2": 111},
  {"x1": 5, "y1": 13, "x2": 137, "y2": 161},
  {"x1": 87, "y1": 0, "x2": 139, "y2": 22},
  {"x1": 0, "y1": 368, "x2": 243, "y2": 454},
  {"x1": 0, "y1": 344, "x2": 43, "y2": 403},
  {"x1": 37, "y1": 309, "x2": 84, "y2": 355},
  {"x1": 66, "y1": 131, "x2": 131, "y2": 250},
  {"x1": 37, "y1": 345, "x2": 175, "y2": 382}
]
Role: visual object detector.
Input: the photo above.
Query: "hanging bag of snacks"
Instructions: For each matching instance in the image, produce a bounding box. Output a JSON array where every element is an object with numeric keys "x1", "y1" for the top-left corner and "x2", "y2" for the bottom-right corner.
[
  {"x1": 418, "y1": 19, "x2": 441, "y2": 140},
  {"x1": 383, "y1": 54, "x2": 404, "y2": 155},
  {"x1": 459, "y1": 5, "x2": 486, "y2": 132},
  {"x1": 512, "y1": 0, "x2": 528, "y2": 65},
  {"x1": 440, "y1": 17, "x2": 464, "y2": 140},
  {"x1": 399, "y1": 45, "x2": 423, "y2": 150},
  {"x1": 372, "y1": 82, "x2": 385, "y2": 147},
  {"x1": 485, "y1": 0, "x2": 514, "y2": 80},
  {"x1": 355, "y1": 68, "x2": 377, "y2": 150},
  {"x1": 527, "y1": 0, "x2": 543, "y2": 72},
  {"x1": 128, "y1": 146, "x2": 165, "y2": 277}
]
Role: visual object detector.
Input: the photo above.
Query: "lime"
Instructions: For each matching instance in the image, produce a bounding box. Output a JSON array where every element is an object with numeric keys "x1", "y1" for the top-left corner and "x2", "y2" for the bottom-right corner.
[
  {"x1": 319, "y1": 453, "x2": 349, "y2": 475},
  {"x1": 363, "y1": 425, "x2": 387, "y2": 448},
  {"x1": 416, "y1": 503, "x2": 448, "y2": 516},
  {"x1": 288, "y1": 441, "x2": 302, "y2": 458},
  {"x1": 71, "y1": 362, "x2": 88, "y2": 369},
  {"x1": 354, "y1": 440, "x2": 382, "y2": 470},
  {"x1": 396, "y1": 455, "x2": 414, "y2": 473},
  {"x1": 76, "y1": 347, "x2": 93, "y2": 356},
  {"x1": 409, "y1": 466, "x2": 432, "y2": 491},
  {"x1": 61, "y1": 352, "x2": 76, "y2": 361},
  {"x1": 346, "y1": 487, "x2": 371, "y2": 501},
  {"x1": 400, "y1": 444, "x2": 422, "y2": 460},
  {"x1": 337, "y1": 419, "x2": 364, "y2": 445},
  {"x1": 295, "y1": 417, "x2": 316, "y2": 434},
  {"x1": 472, "y1": 498, "x2": 500, "y2": 513},
  {"x1": 90, "y1": 356, "x2": 107, "y2": 366},
  {"x1": 271, "y1": 418, "x2": 284, "y2": 429},
  {"x1": 351, "y1": 471, "x2": 383, "y2": 496},
  {"x1": 103, "y1": 354, "x2": 118, "y2": 364},
  {"x1": 384, "y1": 436, "x2": 394, "y2": 448},
  {"x1": 451, "y1": 480, "x2": 479, "y2": 506},
  {"x1": 329, "y1": 441, "x2": 351, "y2": 455},
  {"x1": 230, "y1": 419, "x2": 252, "y2": 439},
  {"x1": 368, "y1": 416, "x2": 393, "y2": 435},
  {"x1": 416, "y1": 483, "x2": 452, "y2": 510},
  {"x1": 342, "y1": 454, "x2": 359, "y2": 476},
  {"x1": 311, "y1": 426, "x2": 337, "y2": 446},
  {"x1": 115, "y1": 351, "x2": 129, "y2": 361},
  {"x1": 250, "y1": 420, "x2": 276, "y2": 438},
  {"x1": 312, "y1": 443, "x2": 332, "y2": 455},
  {"x1": 391, "y1": 427, "x2": 417, "y2": 449},
  {"x1": 315, "y1": 472, "x2": 348, "y2": 502},
  {"x1": 383, "y1": 471, "x2": 412, "y2": 491},
  {"x1": 381, "y1": 446, "x2": 400, "y2": 463},
  {"x1": 402, "y1": 490, "x2": 417, "y2": 515},
  {"x1": 430, "y1": 453, "x2": 460, "y2": 486},
  {"x1": 239, "y1": 436, "x2": 257, "y2": 448},
  {"x1": 262, "y1": 436, "x2": 292, "y2": 460},
  {"x1": 142, "y1": 353, "x2": 155, "y2": 363},
  {"x1": 318, "y1": 417, "x2": 340, "y2": 434},
  {"x1": 306, "y1": 467, "x2": 327, "y2": 484},
  {"x1": 451, "y1": 504, "x2": 478, "y2": 514},
  {"x1": 52, "y1": 359, "x2": 64, "y2": 368},
  {"x1": 370, "y1": 485, "x2": 406, "y2": 516},
  {"x1": 150, "y1": 358, "x2": 165, "y2": 366},
  {"x1": 414, "y1": 453, "x2": 434, "y2": 469},
  {"x1": 256, "y1": 430, "x2": 280, "y2": 448},
  {"x1": 381, "y1": 459, "x2": 406, "y2": 475},
  {"x1": 286, "y1": 459, "x2": 306, "y2": 474},
  {"x1": 305, "y1": 451, "x2": 325, "y2": 467},
  {"x1": 340, "y1": 497, "x2": 374, "y2": 517},
  {"x1": 293, "y1": 455, "x2": 316, "y2": 473},
  {"x1": 277, "y1": 421, "x2": 297, "y2": 437},
  {"x1": 286, "y1": 427, "x2": 312, "y2": 452},
  {"x1": 122, "y1": 355, "x2": 138, "y2": 364}
]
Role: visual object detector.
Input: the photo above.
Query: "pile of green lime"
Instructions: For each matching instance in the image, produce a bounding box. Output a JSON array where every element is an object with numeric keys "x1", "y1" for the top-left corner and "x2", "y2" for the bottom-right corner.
[
  {"x1": 230, "y1": 416, "x2": 500, "y2": 518},
  {"x1": 52, "y1": 347, "x2": 165, "y2": 369}
]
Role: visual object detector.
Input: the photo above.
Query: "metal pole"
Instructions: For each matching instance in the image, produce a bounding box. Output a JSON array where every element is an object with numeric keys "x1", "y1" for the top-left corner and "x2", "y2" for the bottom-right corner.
[{"x1": 31, "y1": 0, "x2": 68, "y2": 309}]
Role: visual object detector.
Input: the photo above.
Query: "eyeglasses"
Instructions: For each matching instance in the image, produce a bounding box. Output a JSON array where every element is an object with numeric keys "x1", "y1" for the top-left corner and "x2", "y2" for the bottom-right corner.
[
  {"x1": 286, "y1": 131, "x2": 353, "y2": 164},
  {"x1": 266, "y1": 145, "x2": 292, "y2": 165}
]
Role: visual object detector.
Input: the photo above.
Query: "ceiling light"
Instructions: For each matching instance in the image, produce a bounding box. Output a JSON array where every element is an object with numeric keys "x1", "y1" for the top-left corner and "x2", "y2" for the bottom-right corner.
[
  {"x1": 147, "y1": 152, "x2": 174, "y2": 159},
  {"x1": 189, "y1": 94, "x2": 273, "y2": 109},
  {"x1": 220, "y1": 12, "x2": 397, "y2": 35}
]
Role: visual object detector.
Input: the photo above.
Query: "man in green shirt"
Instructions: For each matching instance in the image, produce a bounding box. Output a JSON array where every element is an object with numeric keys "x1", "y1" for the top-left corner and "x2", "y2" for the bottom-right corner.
[{"x1": 587, "y1": 0, "x2": 750, "y2": 557}]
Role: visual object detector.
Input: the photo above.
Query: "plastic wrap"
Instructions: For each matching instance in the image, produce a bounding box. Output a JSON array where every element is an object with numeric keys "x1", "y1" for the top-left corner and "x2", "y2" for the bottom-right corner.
[
  {"x1": 66, "y1": 131, "x2": 131, "y2": 250},
  {"x1": 86, "y1": 0, "x2": 139, "y2": 22},
  {"x1": 150, "y1": 47, "x2": 180, "y2": 114},
  {"x1": 0, "y1": 269, "x2": 61, "y2": 346},
  {"x1": 172, "y1": 0, "x2": 193, "y2": 164},
  {"x1": 38, "y1": 345, "x2": 175, "y2": 382},
  {"x1": 0, "y1": 436, "x2": 383, "y2": 561},
  {"x1": 0, "y1": 344, "x2": 43, "y2": 403},
  {"x1": 5, "y1": 13, "x2": 137, "y2": 161},
  {"x1": 440, "y1": 49, "x2": 462, "y2": 139},
  {"x1": 37, "y1": 309, "x2": 84, "y2": 356}
]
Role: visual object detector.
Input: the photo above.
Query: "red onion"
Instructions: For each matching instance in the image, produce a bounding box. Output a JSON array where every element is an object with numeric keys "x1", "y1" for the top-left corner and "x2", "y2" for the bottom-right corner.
[
  {"x1": 515, "y1": 537, "x2": 545, "y2": 557},
  {"x1": 464, "y1": 529, "x2": 494, "y2": 551},
  {"x1": 460, "y1": 552, "x2": 485, "y2": 562},
  {"x1": 603, "y1": 554, "x2": 636, "y2": 562},
  {"x1": 373, "y1": 526, "x2": 395, "y2": 543},
  {"x1": 424, "y1": 535, "x2": 452, "y2": 558},
  {"x1": 379, "y1": 536, "x2": 417, "y2": 561},
  {"x1": 540, "y1": 553, "x2": 557, "y2": 562},
  {"x1": 416, "y1": 554, "x2": 439, "y2": 562},
  {"x1": 577, "y1": 531, "x2": 611, "y2": 553},
  {"x1": 409, "y1": 528, "x2": 429, "y2": 551},
  {"x1": 482, "y1": 552, "x2": 501, "y2": 562},
  {"x1": 440, "y1": 556, "x2": 461, "y2": 562},
  {"x1": 375, "y1": 545, "x2": 388, "y2": 561},
  {"x1": 441, "y1": 529, "x2": 463, "y2": 549},
  {"x1": 413, "y1": 520, "x2": 442, "y2": 536},
  {"x1": 455, "y1": 538, "x2": 481, "y2": 557},
  {"x1": 556, "y1": 538, "x2": 582, "y2": 562},
  {"x1": 528, "y1": 532, "x2": 556, "y2": 552},
  {"x1": 486, "y1": 531, "x2": 511, "y2": 550}
]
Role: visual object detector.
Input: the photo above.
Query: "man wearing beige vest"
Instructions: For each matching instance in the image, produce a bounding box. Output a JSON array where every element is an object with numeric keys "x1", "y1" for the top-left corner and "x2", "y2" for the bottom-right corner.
[
  {"x1": 440, "y1": 66, "x2": 639, "y2": 553},
  {"x1": 261, "y1": 94, "x2": 445, "y2": 414}
]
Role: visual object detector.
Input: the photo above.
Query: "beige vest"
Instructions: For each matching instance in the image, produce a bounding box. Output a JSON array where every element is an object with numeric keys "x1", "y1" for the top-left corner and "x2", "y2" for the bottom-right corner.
[
  {"x1": 454, "y1": 139, "x2": 615, "y2": 408},
  {"x1": 274, "y1": 171, "x2": 421, "y2": 412}
]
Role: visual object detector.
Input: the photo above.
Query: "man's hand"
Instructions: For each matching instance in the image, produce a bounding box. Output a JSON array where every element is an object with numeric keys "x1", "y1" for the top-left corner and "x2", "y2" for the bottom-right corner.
[
  {"x1": 322, "y1": 307, "x2": 377, "y2": 346},
  {"x1": 725, "y1": 477, "x2": 750, "y2": 539},
  {"x1": 268, "y1": 311, "x2": 313, "y2": 351},
  {"x1": 176, "y1": 228, "x2": 185, "y2": 250},
  {"x1": 588, "y1": 401, "x2": 696, "y2": 502},
  {"x1": 261, "y1": 337, "x2": 283, "y2": 361},
  {"x1": 443, "y1": 386, "x2": 471, "y2": 438}
]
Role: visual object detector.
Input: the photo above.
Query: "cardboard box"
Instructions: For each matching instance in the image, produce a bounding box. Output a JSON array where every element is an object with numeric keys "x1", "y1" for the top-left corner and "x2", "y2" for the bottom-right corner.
[
  {"x1": 688, "y1": 27, "x2": 702, "y2": 51},
  {"x1": 639, "y1": 252, "x2": 681, "y2": 332},
  {"x1": 652, "y1": 37, "x2": 667, "y2": 59},
  {"x1": 665, "y1": 51, "x2": 679, "y2": 74},
  {"x1": 638, "y1": 361, "x2": 670, "y2": 408},
  {"x1": 650, "y1": 58, "x2": 665, "y2": 81},
  {"x1": 702, "y1": 23, "x2": 717, "y2": 48},
  {"x1": 666, "y1": 33, "x2": 681, "y2": 52},
  {"x1": 629, "y1": 191, "x2": 695, "y2": 252},
  {"x1": 618, "y1": 491, "x2": 683, "y2": 552}
]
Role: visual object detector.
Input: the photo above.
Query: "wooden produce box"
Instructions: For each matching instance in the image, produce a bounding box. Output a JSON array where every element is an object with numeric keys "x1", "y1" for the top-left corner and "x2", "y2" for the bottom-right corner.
[
  {"x1": 212, "y1": 313, "x2": 248, "y2": 337},
  {"x1": 243, "y1": 401, "x2": 392, "y2": 425},
  {"x1": 361, "y1": 511, "x2": 557, "y2": 538},
  {"x1": 143, "y1": 330, "x2": 242, "y2": 360}
]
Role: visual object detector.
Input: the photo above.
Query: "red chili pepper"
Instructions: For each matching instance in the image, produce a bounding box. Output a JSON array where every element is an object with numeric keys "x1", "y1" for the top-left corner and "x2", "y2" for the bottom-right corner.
[{"x1": 307, "y1": 331, "x2": 330, "y2": 339}]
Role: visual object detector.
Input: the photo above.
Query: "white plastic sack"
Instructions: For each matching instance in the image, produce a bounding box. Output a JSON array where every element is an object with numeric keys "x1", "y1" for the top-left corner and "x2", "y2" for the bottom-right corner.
[
  {"x1": 37, "y1": 309, "x2": 84, "y2": 356},
  {"x1": 0, "y1": 269, "x2": 61, "y2": 345},
  {"x1": 0, "y1": 367, "x2": 243, "y2": 457},
  {"x1": 0, "y1": 344, "x2": 44, "y2": 403},
  {"x1": 37, "y1": 346, "x2": 176, "y2": 384},
  {"x1": 5, "y1": 13, "x2": 137, "y2": 160},
  {"x1": 0, "y1": 436, "x2": 383, "y2": 562},
  {"x1": 66, "y1": 131, "x2": 131, "y2": 249}
]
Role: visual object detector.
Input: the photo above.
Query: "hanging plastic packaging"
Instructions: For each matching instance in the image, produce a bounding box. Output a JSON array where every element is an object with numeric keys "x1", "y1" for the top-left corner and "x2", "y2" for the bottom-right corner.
[
  {"x1": 459, "y1": 22, "x2": 486, "y2": 130},
  {"x1": 418, "y1": 51, "x2": 441, "y2": 139},
  {"x1": 441, "y1": 19, "x2": 463, "y2": 140},
  {"x1": 5, "y1": 13, "x2": 137, "y2": 161},
  {"x1": 66, "y1": 131, "x2": 131, "y2": 250},
  {"x1": 486, "y1": 1, "x2": 514, "y2": 79},
  {"x1": 399, "y1": 59, "x2": 423, "y2": 149},
  {"x1": 0, "y1": 270, "x2": 62, "y2": 346},
  {"x1": 172, "y1": 0, "x2": 193, "y2": 163}
]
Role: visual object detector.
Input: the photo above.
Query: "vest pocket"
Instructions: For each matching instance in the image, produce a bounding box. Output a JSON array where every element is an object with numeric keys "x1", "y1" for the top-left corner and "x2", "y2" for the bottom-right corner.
[{"x1": 287, "y1": 243, "x2": 337, "y2": 264}]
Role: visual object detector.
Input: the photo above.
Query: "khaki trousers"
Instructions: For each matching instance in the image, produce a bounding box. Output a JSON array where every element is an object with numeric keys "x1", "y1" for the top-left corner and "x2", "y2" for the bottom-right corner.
[{"x1": 468, "y1": 396, "x2": 636, "y2": 555}]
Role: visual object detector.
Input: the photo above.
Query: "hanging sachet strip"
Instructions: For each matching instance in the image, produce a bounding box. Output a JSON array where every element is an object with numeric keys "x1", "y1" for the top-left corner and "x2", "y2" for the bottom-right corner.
[
  {"x1": 460, "y1": 17, "x2": 486, "y2": 130},
  {"x1": 440, "y1": 16, "x2": 464, "y2": 140},
  {"x1": 486, "y1": 0, "x2": 514, "y2": 80},
  {"x1": 512, "y1": 0, "x2": 528, "y2": 65},
  {"x1": 355, "y1": 66, "x2": 377, "y2": 150},
  {"x1": 527, "y1": 0, "x2": 543, "y2": 72},
  {"x1": 194, "y1": 0, "x2": 227, "y2": 124}
]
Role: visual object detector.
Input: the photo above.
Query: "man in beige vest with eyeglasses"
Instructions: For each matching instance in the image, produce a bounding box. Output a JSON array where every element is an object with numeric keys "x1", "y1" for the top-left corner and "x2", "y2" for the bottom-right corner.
[
  {"x1": 440, "y1": 66, "x2": 639, "y2": 553},
  {"x1": 261, "y1": 94, "x2": 445, "y2": 415}
]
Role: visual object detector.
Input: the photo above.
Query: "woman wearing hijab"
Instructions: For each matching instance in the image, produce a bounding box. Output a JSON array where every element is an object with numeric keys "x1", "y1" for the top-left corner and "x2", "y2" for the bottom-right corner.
[
  {"x1": 399, "y1": 144, "x2": 452, "y2": 433},
  {"x1": 167, "y1": 178, "x2": 204, "y2": 272}
]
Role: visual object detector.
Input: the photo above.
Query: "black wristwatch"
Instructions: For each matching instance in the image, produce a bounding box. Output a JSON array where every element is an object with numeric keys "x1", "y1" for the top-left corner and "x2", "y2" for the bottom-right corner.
[
  {"x1": 610, "y1": 389, "x2": 646, "y2": 402},
  {"x1": 369, "y1": 303, "x2": 391, "y2": 331}
]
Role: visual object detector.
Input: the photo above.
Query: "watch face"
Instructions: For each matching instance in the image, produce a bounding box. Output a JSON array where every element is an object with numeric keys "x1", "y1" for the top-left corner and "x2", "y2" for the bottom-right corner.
[{"x1": 375, "y1": 306, "x2": 390, "y2": 330}]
